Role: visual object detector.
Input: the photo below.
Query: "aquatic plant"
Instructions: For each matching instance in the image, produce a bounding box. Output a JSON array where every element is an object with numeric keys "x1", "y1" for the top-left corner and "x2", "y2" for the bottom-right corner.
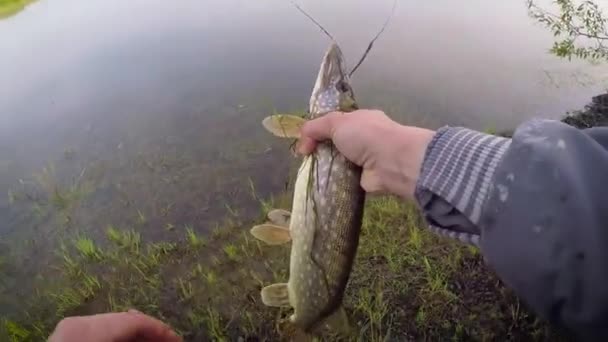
[
  {"x1": 185, "y1": 225, "x2": 205, "y2": 249},
  {"x1": 73, "y1": 237, "x2": 103, "y2": 261}
]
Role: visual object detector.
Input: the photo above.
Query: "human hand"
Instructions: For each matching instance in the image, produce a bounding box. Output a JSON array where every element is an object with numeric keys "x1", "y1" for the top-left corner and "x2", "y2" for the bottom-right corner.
[
  {"x1": 297, "y1": 109, "x2": 435, "y2": 199},
  {"x1": 48, "y1": 310, "x2": 181, "y2": 342}
]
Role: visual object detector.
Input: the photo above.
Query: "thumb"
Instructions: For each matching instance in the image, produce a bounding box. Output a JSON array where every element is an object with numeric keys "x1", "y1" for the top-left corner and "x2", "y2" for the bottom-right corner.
[
  {"x1": 360, "y1": 169, "x2": 384, "y2": 194},
  {"x1": 301, "y1": 111, "x2": 343, "y2": 141},
  {"x1": 297, "y1": 111, "x2": 343, "y2": 155}
]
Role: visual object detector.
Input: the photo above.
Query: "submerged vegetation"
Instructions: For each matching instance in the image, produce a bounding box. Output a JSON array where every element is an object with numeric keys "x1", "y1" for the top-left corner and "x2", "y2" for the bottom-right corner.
[{"x1": 0, "y1": 192, "x2": 567, "y2": 341}]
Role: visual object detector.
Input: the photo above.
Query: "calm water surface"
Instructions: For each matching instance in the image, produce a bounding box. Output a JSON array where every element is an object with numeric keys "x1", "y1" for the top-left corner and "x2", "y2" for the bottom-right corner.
[{"x1": 0, "y1": 0, "x2": 607, "y2": 313}]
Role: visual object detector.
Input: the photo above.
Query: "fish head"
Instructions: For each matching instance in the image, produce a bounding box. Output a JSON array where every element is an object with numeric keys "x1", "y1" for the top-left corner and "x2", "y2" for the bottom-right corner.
[{"x1": 309, "y1": 43, "x2": 357, "y2": 118}]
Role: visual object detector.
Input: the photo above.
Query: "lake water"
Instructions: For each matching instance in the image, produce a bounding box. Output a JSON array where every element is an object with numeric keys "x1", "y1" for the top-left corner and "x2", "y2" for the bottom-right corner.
[{"x1": 0, "y1": 0, "x2": 607, "y2": 317}]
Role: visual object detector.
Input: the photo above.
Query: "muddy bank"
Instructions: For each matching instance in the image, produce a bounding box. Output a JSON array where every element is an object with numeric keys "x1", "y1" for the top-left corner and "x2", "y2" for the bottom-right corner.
[{"x1": 562, "y1": 93, "x2": 608, "y2": 128}]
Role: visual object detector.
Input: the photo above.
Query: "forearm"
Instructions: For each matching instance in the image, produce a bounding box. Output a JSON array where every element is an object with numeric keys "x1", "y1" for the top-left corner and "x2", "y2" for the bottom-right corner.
[{"x1": 414, "y1": 119, "x2": 608, "y2": 340}]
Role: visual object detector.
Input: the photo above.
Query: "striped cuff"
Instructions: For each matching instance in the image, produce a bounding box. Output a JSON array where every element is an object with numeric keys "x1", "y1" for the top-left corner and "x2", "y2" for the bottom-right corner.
[{"x1": 416, "y1": 127, "x2": 512, "y2": 225}]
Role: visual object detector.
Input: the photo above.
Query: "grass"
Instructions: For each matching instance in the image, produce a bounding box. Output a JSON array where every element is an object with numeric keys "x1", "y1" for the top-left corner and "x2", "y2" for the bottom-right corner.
[
  {"x1": 0, "y1": 196, "x2": 568, "y2": 341},
  {"x1": 32, "y1": 164, "x2": 92, "y2": 213},
  {"x1": 184, "y1": 225, "x2": 205, "y2": 249},
  {"x1": 204, "y1": 269, "x2": 217, "y2": 285},
  {"x1": 1, "y1": 319, "x2": 30, "y2": 342},
  {"x1": 136, "y1": 210, "x2": 147, "y2": 226},
  {"x1": 222, "y1": 243, "x2": 239, "y2": 261},
  {"x1": 73, "y1": 237, "x2": 103, "y2": 261},
  {"x1": 7, "y1": 189, "x2": 16, "y2": 205},
  {"x1": 176, "y1": 277, "x2": 194, "y2": 302},
  {"x1": 106, "y1": 226, "x2": 141, "y2": 253},
  {"x1": 204, "y1": 307, "x2": 227, "y2": 341}
]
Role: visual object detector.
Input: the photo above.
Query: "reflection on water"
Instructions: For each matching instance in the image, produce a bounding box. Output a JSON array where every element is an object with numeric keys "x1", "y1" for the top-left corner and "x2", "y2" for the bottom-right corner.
[{"x1": 0, "y1": 0, "x2": 606, "y2": 327}]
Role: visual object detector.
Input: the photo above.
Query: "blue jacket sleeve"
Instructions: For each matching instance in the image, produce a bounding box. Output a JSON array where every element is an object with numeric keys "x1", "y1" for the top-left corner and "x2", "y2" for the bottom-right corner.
[{"x1": 415, "y1": 119, "x2": 608, "y2": 341}]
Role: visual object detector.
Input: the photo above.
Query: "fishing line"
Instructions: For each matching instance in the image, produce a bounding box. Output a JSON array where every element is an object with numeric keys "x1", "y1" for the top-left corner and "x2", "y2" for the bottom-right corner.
[
  {"x1": 288, "y1": 0, "x2": 397, "y2": 77},
  {"x1": 349, "y1": 0, "x2": 397, "y2": 77},
  {"x1": 290, "y1": 0, "x2": 336, "y2": 42}
]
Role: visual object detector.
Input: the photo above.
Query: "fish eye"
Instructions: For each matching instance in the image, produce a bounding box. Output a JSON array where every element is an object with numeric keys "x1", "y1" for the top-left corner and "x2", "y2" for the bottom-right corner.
[{"x1": 336, "y1": 81, "x2": 350, "y2": 93}]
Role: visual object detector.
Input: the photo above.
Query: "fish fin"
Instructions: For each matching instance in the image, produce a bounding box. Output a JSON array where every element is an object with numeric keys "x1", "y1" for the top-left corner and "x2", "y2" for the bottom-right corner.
[
  {"x1": 262, "y1": 115, "x2": 306, "y2": 138},
  {"x1": 260, "y1": 283, "x2": 290, "y2": 307},
  {"x1": 322, "y1": 306, "x2": 356, "y2": 337},
  {"x1": 250, "y1": 224, "x2": 291, "y2": 245},
  {"x1": 267, "y1": 209, "x2": 291, "y2": 227}
]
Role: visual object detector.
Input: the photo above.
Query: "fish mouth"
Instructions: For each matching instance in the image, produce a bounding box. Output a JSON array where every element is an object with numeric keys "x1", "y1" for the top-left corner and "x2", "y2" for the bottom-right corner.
[
  {"x1": 318, "y1": 43, "x2": 348, "y2": 88},
  {"x1": 310, "y1": 44, "x2": 349, "y2": 100}
]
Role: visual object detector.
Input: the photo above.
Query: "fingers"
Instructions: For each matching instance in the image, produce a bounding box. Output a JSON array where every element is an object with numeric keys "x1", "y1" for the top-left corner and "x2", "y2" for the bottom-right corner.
[
  {"x1": 49, "y1": 311, "x2": 181, "y2": 342},
  {"x1": 107, "y1": 311, "x2": 181, "y2": 341},
  {"x1": 297, "y1": 111, "x2": 343, "y2": 155},
  {"x1": 296, "y1": 136, "x2": 317, "y2": 155},
  {"x1": 360, "y1": 169, "x2": 384, "y2": 194},
  {"x1": 301, "y1": 111, "x2": 342, "y2": 141}
]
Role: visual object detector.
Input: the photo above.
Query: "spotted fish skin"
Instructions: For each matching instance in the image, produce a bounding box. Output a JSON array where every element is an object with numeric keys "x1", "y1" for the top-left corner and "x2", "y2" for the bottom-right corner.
[{"x1": 287, "y1": 43, "x2": 365, "y2": 330}]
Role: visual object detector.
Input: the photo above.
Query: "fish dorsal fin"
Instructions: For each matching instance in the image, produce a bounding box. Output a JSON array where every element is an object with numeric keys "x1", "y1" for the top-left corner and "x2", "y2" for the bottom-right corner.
[
  {"x1": 250, "y1": 224, "x2": 292, "y2": 245},
  {"x1": 267, "y1": 209, "x2": 291, "y2": 227},
  {"x1": 262, "y1": 115, "x2": 306, "y2": 139},
  {"x1": 261, "y1": 283, "x2": 291, "y2": 307}
]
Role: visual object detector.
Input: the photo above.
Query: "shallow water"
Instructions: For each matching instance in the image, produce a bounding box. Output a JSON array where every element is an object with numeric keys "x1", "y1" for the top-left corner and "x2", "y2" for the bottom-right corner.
[{"x1": 0, "y1": 0, "x2": 607, "y2": 316}]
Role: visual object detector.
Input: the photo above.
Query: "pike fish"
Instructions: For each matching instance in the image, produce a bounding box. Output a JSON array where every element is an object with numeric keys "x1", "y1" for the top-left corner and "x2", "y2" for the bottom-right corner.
[{"x1": 250, "y1": 43, "x2": 365, "y2": 331}]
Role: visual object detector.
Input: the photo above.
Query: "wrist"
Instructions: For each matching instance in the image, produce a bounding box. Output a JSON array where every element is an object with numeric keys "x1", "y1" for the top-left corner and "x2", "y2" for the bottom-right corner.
[
  {"x1": 415, "y1": 127, "x2": 511, "y2": 224},
  {"x1": 390, "y1": 125, "x2": 435, "y2": 199}
]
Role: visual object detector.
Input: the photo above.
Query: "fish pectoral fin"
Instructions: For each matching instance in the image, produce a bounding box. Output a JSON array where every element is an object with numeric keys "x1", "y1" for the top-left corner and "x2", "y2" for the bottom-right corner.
[
  {"x1": 262, "y1": 115, "x2": 307, "y2": 139},
  {"x1": 261, "y1": 283, "x2": 290, "y2": 307},
  {"x1": 250, "y1": 224, "x2": 292, "y2": 245},
  {"x1": 267, "y1": 209, "x2": 291, "y2": 227}
]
